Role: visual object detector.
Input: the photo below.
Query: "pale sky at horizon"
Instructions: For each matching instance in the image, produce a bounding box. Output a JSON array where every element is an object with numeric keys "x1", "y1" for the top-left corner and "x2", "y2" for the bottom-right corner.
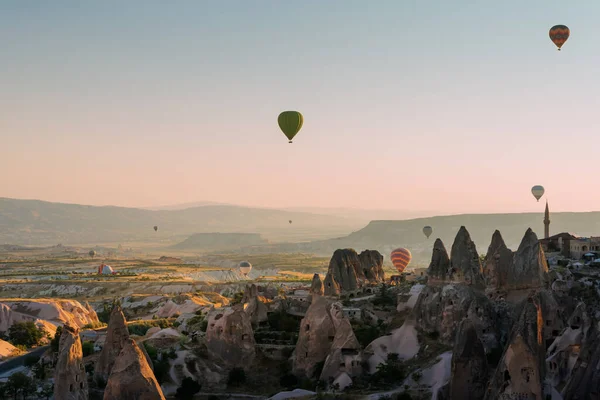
[{"x1": 2, "y1": 1, "x2": 599, "y2": 214}]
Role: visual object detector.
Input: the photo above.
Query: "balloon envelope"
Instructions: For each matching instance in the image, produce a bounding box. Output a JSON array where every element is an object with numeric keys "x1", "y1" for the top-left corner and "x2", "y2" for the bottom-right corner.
[
  {"x1": 289, "y1": 220, "x2": 292, "y2": 224},
  {"x1": 549, "y1": 25, "x2": 570, "y2": 50},
  {"x1": 423, "y1": 226, "x2": 433, "y2": 239},
  {"x1": 531, "y1": 185, "x2": 545, "y2": 202},
  {"x1": 89, "y1": 250, "x2": 96, "y2": 258},
  {"x1": 154, "y1": 226, "x2": 158, "y2": 232},
  {"x1": 278, "y1": 111, "x2": 303, "y2": 143},
  {"x1": 239, "y1": 261, "x2": 252, "y2": 276},
  {"x1": 391, "y1": 248, "x2": 412, "y2": 273}
]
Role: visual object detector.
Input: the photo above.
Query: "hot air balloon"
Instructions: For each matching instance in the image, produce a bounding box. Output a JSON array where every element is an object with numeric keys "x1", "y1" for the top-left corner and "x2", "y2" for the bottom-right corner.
[
  {"x1": 278, "y1": 111, "x2": 303, "y2": 143},
  {"x1": 154, "y1": 226, "x2": 158, "y2": 232},
  {"x1": 549, "y1": 25, "x2": 570, "y2": 50},
  {"x1": 89, "y1": 250, "x2": 96, "y2": 259},
  {"x1": 531, "y1": 185, "x2": 545, "y2": 202},
  {"x1": 391, "y1": 248, "x2": 412, "y2": 274},
  {"x1": 423, "y1": 226, "x2": 433, "y2": 239},
  {"x1": 289, "y1": 220, "x2": 292, "y2": 224},
  {"x1": 239, "y1": 261, "x2": 252, "y2": 276}
]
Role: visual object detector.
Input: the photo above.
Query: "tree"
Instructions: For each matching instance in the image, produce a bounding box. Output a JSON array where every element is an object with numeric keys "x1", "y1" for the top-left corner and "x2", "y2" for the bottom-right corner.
[
  {"x1": 175, "y1": 377, "x2": 202, "y2": 400},
  {"x1": 8, "y1": 321, "x2": 45, "y2": 347},
  {"x1": 228, "y1": 367, "x2": 247, "y2": 387},
  {"x1": 40, "y1": 383, "x2": 54, "y2": 400},
  {"x1": 6, "y1": 372, "x2": 33, "y2": 400},
  {"x1": 82, "y1": 341, "x2": 94, "y2": 357},
  {"x1": 51, "y1": 325, "x2": 62, "y2": 353}
]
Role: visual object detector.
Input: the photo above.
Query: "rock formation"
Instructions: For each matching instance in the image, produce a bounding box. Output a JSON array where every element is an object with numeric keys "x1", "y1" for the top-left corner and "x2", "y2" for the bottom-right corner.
[
  {"x1": 449, "y1": 226, "x2": 485, "y2": 286},
  {"x1": 323, "y1": 249, "x2": 361, "y2": 295},
  {"x1": 323, "y1": 273, "x2": 340, "y2": 296},
  {"x1": 485, "y1": 293, "x2": 547, "y2": 400},
  {"x1": 358, "y1": 250, "x2": 385, "y2": 283},
  {"x1": 94, "y1": 304, "x2": 131, "y2": 385},
  {"x1": 483, "y1": 230, "x2": 513, "y2": 292},
  {"x1": 413, "y1": 284, "x2": 497, "y2": 350},
  {"x1": 427, "y1": 239, "x2": 450, "y2": 282},
  {"x1": 103, "y1": 338, "x2": 165, "y2": 400},
  {"x1": 449, "y1": 320, "x2": 488, "y2": 400},
  {"x1": 319, "y1": 302, "x2": 362, "y2": 389},
  {"x1": 310, "y1": 274, "x2": 324, "y2": 297},
  {"x1": 294, "y1": 295, "x2": 337, "y2": 377},
  {"x1": 507, "y1": 228, "x2": 549, "y2": 290},
  {"x1": 242, "y1": 284, "x2": 268, "y2": 326},
  {"x1": 546, "y1": 302, "x2": 590, "y2": 388},
  {"x1": 205, "y1": 305, "x2": 256, "y2": 367},
  {"x1": 54, "y1": 324, "x2": 88, "y2": 400},
  {"x1": 0, "y1": 299, "x2": 98, "y2": 335},
  {"x1": 561, "y1": 320, "x2": 600, "y2": 399}
]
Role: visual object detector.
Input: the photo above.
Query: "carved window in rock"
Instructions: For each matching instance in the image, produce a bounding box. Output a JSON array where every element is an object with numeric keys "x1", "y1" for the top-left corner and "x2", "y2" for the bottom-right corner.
[
  {"x1": 70, "y1": 384, "x2": 73, "y2": 392},
  {"x1": 520, "y1": 367, "x2": 534, "y2": 383},
  {"x1": 75, "y1": 374, "x2": 79, "y2": 382},
  {"x1": 242, "y1": 334, "x2": 249, "y2": 340},
  {"x1": 328, "y1": 336, "x2": 334, "y2": 342},
  {"x1": 80, "y1": 382, "x2": 84, "y2": 389}
]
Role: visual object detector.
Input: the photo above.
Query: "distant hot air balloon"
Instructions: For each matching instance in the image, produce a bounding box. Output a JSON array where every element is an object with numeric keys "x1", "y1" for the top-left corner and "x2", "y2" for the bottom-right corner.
[
  {"x1": 239, "y1": 261, "x2": 252, "y2": 276},
  {"x1": 89, "y1": 250, "x2": 96, "y2": 259},
  {"x1": 278, "y1": 111, "x2": 303, "y2": 143},
  {"x1": 289, "y1": 220, "x2": 292, "y2": 224},
  {"x1": 154, "y1": 226, "x2": 158, "y2": 232},
  {"x1": 391, "y1": 248, "x2": 412, "y2": 274},
  {"x1": 423, "y1": 226, "x2": 433, "y2": 239},
  {"x1": 531, "y1": 185, "x2": 545, "y2": 202},
  {"x1": 549, "y1": 25, "x2": 570, "y2": 50}
]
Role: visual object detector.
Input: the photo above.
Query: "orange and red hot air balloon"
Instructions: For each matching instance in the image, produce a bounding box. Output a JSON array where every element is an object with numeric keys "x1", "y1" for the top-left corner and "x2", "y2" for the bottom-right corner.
[
  {"x1": 391, "y1": 248, "x2": 412, "y2": 273},
  {"x1": 549, "y1": 25, "x2": 570, "y2": 50}
]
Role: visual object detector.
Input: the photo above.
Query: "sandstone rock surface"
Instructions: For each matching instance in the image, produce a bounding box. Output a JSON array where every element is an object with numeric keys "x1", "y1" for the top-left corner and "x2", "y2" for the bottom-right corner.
[
  {"x1": 205, "y1": 305, "x2": 256, "y2": 367},
  {"x1": 94, "y1": 304, "x2": 131, "y2": 384},
  {"x1": 54, "y1": 324, "x2": 88, "y2": 400},
  {"x1": 358, "y1": 250, "x2": 385, "y2": 283},
  {"x1": 103, "y1": 338, "x2": 165, "y2": 400},
  {"x1": 449, "y1": 320, "x2": 488, "y2": 400},
  {"x1": 427, "y1": 239, "x2": 450, "y2": 281},
  {"x1": 449, "y1": 226, "x2": 485, "y2": 286}
]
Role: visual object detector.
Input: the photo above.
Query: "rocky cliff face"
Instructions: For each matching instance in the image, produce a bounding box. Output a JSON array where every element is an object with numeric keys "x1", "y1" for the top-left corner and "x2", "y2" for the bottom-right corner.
[
  {"x1": 0, "y1": 299, "x2": 98, "y2": 334},
  {"x1": 94, "y1": 304, "x2": 131, "y2": 385},
  {"x1": 54, "y1": 324, "x2": 88, "y2": 400},
  {"x1": 485, "y1": 293, "x2": 547, "y2": 400},
  {"x1": 310, "y1": 274, "x2": 324, "y2": 297},
  {"x1": 205, "y1": 305, "x2": 256, "y2": 367},
  {"x1": 483, "y1": 230, "x2": 514, "y2": 292},
  {"x1": 103, "y1": 338, "x2": 165, "y2": 400},
  {"x1": 449, "y1": 320, "x2": 488, "y2": 400},
  {"x1": 427, "y1": 239, "x2": 450, "y2": 281},
  {"x1": 358, "y1": 250, "x2": 385, "y2": 283},
  {"x1": 546, "y1": 302, "x2": 590, "y2": 388},
  {"x1": 319, "y1": 302, "x2": 362, "y2": 389},
  {"x1": 508, "y1": 228, "x2": 549, "y2": 290},
  {"x1": 294, "y1": 295, "x2": 336, "y2": 377},
  {"x1": 449, "y1": 226, "x2": 485, "y2": 286},
  {"x1": 242, "y1": 284, "x2": 268, "y2": 326},
  {"x1": 413, "y1": 284, "x2": 497, "y2": 350},
  {"x1": 324, "y1": 249, "x2": 361, "y2": 295}
]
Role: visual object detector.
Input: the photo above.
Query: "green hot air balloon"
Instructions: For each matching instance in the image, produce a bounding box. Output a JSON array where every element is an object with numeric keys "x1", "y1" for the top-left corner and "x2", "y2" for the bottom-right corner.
[
  {"x1": 423, "y1": 226, "x2": 433, "y2": 239},
  {"x1": 278, "y1": 111, "x2": 303, "y2": 143}
]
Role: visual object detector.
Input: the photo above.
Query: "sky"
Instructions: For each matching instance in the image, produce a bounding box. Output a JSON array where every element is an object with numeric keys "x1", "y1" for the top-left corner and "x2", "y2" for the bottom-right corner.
[{"x1": 2, "y1": 1, "x2": 599, "y2": 214}]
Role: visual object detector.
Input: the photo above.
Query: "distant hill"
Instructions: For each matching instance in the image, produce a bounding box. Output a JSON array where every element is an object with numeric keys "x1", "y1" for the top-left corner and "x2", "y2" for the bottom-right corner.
[
  {"x1": 172, "y1": 233, "x2": 268, "y2": 251},
  {"x1": 0, "y1": 198, "x2": 363, "y2": 246},
  {"x1": 256, "y1": 212, "x2": 600, "y2": 266}
]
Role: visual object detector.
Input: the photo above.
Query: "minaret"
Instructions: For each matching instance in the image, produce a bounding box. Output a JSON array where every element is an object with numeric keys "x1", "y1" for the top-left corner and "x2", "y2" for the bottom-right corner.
[{"x1": 544, "y1": 200, "x2": 550, "y2": 239}]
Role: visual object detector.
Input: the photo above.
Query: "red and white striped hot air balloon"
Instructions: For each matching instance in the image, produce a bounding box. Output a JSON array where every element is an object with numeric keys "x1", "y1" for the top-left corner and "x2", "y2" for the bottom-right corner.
[{"x1": 391, "y1": 248, "x2": 412, "y2": 274}]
